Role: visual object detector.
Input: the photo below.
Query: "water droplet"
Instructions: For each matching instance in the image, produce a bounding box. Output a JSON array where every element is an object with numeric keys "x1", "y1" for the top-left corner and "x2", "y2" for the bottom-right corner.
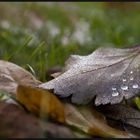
[
  {"x1": 112, "y1": 91, "x2": 119, "y2": 97},
  {"x1": 122, "y1": 79, "x2": 127, "y2": 82},
  {"x1": 130, "y1": 77, "x2": 134, "y2": 81},
  {"x1": 121, "y1": 85, "x2": 128, "y2": 91},
  {"x1": 132, "y1": 84, "x2": 139, "y2": 89},
  {"x1": 111, "y1": 74, "x2": 114, "y2": 77},
  {"x1": 111, "y1": 87, "x2": 119, "y2": 97},
  {"x1": 130, "y1": 71, "x2": 133, "y2": 74},
  {"x1": 112, "y1": 87, "x2": 116, "y2": 90}
]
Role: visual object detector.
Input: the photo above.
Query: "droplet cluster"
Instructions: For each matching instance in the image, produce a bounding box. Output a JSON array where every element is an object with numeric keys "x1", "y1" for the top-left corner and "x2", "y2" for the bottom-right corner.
[{"x1": 111, "y1": 70, "x2": 139, "y2": 97}]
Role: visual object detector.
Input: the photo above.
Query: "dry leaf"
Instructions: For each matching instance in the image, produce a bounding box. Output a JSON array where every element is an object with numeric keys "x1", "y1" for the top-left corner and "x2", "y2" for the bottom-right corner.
[
  {"x1": 0, "y1": 60, "x2": 41, "y2": 95},
  {"x1": 64, "y1": 103, "x2": 136, "y2": 138},
  {"x1": 39, "y1": 46, "x2": 140, "y2": 105},
  {"x1": 16, "y1": 85, "x2": 65, "y2": 123},
  {"x1": 0, "y1": 101, "x2": 44, "y2": 138},
  {"x1": 40, "y1": 121, "x2": 76, "y2": 138},
  {"x1": 98, "y1": 104, "x2": 140, "y2": 129}
]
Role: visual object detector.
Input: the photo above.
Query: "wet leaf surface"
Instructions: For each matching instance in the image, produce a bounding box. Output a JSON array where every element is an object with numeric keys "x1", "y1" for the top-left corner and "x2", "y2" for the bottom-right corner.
[{"x1": 39, "y1": 46, "x2": 140, "y2": 105}]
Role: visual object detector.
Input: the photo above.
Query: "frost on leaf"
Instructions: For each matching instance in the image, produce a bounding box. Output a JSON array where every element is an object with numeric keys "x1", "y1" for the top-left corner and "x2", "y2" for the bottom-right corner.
[{"x1": 39, "y1": 46, "x2": 140, "y2": 105}]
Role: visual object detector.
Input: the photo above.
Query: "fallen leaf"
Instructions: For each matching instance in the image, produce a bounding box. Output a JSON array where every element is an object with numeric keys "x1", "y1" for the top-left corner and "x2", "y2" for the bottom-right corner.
[
  {"x1": 0, "y1": 101, "x2": 44, "y2": 138},
  {"x1": 16, "y1": 85, "x2": 65, "y2": 123},
  {"x1": 40, "y1": 121, "x2": 76, "y2": 138},
  {"x1": 105, "y1": 118, "x2": 140, "y2": 138},
  {"x1": 0, "y1": 60, "x2": 41, "y2": 95},
  {"x1": 64, "y1": 103, "x2": 135, "y2": 138},
  {"x1": 51, "y1": 72, "x2": 62, "y2": 78},
  {"x1": 39, "y1": 46, "x2": 140, "y2": 105},
  {"x1": 97, "y1": 104, "x2": 140, "y2": 129}
]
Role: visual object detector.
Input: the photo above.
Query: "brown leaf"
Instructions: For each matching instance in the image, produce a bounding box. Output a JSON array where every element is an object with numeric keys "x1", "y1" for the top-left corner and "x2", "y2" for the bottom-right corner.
[
  {"x1": 16, "y1": 85, "x2": 65, "y2": 123},
  {"x1": 106, "y1": 118, "x2": 140, "y2": 138},
  {"x1": 0, "y1": 100, "x2": 77, "y2": 138},
  {"x1": 39, "y1": 46, "x2": 140, "y2": 105},
  {"x1": 97, "y1": 104, "x2": 140, "y2": 129},
  {"x1": 0, "y1": 60, "x2": 41, "y2": 95},
  {"x1": 0, "y1": 101, "x2": 44, "y2": 138},
  {"x1": 64, "y1": 103, "x2": 136, "y2": 138},
  {"x1": 40, "y1": 121, "x2": 76, "y2": 138}
]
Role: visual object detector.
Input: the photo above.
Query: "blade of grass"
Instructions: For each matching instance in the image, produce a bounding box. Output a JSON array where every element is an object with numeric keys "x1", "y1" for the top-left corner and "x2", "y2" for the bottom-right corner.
[
  {"x1": 26, "y1": 64, "x2": 36, "y2": 77},
  {"x1": 134, "y1": 97, "x2": 140, "y2": 110},
  {"x1": 29, "y1": 41, "x2": 46, "y2": 59},
  {"x1": 7, "y1": 35, "x2": 32, "y2": 60}
]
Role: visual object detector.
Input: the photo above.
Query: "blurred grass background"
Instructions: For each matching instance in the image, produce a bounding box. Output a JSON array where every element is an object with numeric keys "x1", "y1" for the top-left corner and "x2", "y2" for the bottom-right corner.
[{"x1": 0, "y1": 2, "x2": 140, "y2": 81}]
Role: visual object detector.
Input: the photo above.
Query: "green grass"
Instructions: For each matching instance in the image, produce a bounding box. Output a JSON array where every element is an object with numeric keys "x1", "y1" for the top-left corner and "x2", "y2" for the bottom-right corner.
[{"x1": 0, "y1": 2, "x2": 140, "y2": 82}]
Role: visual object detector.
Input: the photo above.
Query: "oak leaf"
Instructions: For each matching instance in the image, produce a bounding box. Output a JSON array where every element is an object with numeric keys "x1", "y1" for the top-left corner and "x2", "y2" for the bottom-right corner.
[{"x1": 39, "y1": 46, "x2": 140, "y2": 105}]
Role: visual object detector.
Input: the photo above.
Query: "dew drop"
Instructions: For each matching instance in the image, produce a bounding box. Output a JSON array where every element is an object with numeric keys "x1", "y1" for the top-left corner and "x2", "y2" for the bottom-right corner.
[
  {"x1": 112, "y1": 91, "x2": 119, "y2": 97},
  {"x1": 130, "y1": 77, "x2": 134, "y2": 81},
  {"x1": 122, "y1": 79, "x2": 127, "y2": 82},
  {"x1": 121, "y1": 85, "x2": 128, "y2": 91},
  {"x1": 112, "y1": 87, "x2": 116, "y2": 90},
  {"x1": 130, "y1": 71, "x2": 133, "y2": 74},
  {"x1": 132, "y1": 84, "x2": 139, "y2": 89},
  {"x1": 111, "y1": 74, "x2": 114, "y2": 77},
  {"x1": 111, "y1": 87, "x2": 119, "y2": 97}
]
